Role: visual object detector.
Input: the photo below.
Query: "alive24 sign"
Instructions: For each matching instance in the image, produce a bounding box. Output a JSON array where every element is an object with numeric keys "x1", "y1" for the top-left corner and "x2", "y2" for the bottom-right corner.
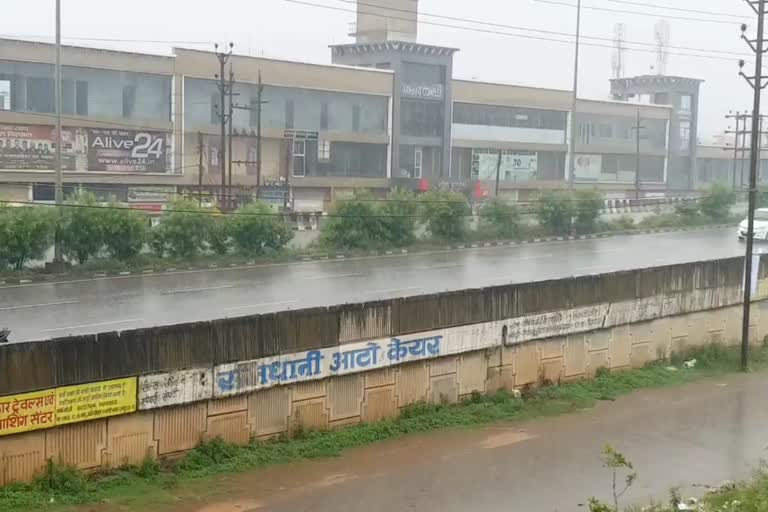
[{"x1": 87, "y1": 128, "x2": 170, "y2": 173}]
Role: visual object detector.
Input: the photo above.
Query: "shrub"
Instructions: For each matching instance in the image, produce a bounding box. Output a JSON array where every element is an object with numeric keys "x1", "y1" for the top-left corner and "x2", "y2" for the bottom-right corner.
[
  {"x1": 321, "y1": 190, "x2": 386, "y2": 250},
  {"x1": 0, "y1": 206, "x2": 54, "y2": 270},
  {"x1": 153, "y1": 199, "x2": 212, "y2": 258},
  {"x1": 699, "y1": 184, "x2": 736, "y2": 221},
  {"x1": 573, "y1": 189, "x2": 603, "y2": 234},
  {"x1": 60, "y1": 191, "x2": 105, "y2": 265},
  {"x1": 536, "y1": 191, "x2": 575, "y2": 235},
  {"x1": 674, "y1": 200, "x2": 699, "y2": 219},
  {"x1": 379, "y1": 188, "x2": 418, "y2": 247},
  {"x1": 419, "y1": 190, "x2": 470, "y2": 241},
  {"x1": 230, "y1": 201, "x2": 293, "y2": 255},
  {"x1": 207, "y1": 217, "x2": 231, "y2": 256},
  {"x1": 479, "y1": 197, "x2": 521, "y2": 239},
  {"x1": 101, "y1": 206, "x2": 148, "y2": 261}
]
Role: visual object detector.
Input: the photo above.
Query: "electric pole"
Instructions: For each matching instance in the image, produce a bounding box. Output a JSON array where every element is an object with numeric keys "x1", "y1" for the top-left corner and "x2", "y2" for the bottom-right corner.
[
  {"x1": 52, "y1": 0, "x2": 64, "y2": 266},
  {"x1": 232, "y1": 70, "x2": 268, "y2": 199},
  {"x1": 227, "y1": 64, "x2": 235, "y2": 210},
  {"x1": 737, "y1": 0, "x2": 767, "y2": 371},
  {"x1": 197, "y1": 131, "x2": 204, "y2": 207},
  {"x1": 631, "y1": 108, "x2": 646, "y2": 200},
  {"x1": 494, "y1": 149, "x2": 502, "y2": 197},
  {"x1": 214, "y1": 43, "x2": 233, "y2": 210},
  {"x1": 725, "y1": 111, "x2": 744, "y2": 190},
  {"x1": 567, "y1": 0, "x2": 582, "y2": 191}
]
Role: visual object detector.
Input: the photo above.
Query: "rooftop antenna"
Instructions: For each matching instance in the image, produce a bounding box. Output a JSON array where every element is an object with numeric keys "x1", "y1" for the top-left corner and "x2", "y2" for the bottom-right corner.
[
  {"x1": 654, "y1": 19, "x2": 670, "y2": 75},
  {"x1": 611, "y1": 23, "x2": 626, "y2": 79}
]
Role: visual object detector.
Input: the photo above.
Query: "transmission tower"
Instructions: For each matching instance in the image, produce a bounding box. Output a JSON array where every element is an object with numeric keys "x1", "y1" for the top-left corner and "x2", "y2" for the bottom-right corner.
[
  {"x1": 654, "y1": 20, "x2": 670, "y2": 75},
  {"x1": 611, "y1": 23, "x2": 626, "y2": 79}
]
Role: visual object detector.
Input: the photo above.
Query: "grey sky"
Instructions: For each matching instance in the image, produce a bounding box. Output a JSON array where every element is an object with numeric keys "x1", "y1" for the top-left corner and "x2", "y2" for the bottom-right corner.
[{"x1": 1, "y1": 0, "x2": 760, "y2": 138}]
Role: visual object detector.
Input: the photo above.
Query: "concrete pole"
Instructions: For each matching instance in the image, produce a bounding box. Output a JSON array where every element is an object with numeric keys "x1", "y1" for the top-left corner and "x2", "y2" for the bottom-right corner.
[{"x1": 567, "y1": 0, "x2": 582, "y2": 191}]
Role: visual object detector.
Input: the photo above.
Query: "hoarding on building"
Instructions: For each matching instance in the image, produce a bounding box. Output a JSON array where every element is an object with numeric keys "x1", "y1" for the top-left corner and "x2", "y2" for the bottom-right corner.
[
  {"x1": 0, "y1": 124, "x2": 172, "y2": 173},
  {"x1": 473, "y1": 151, "x2": 537, "y2": 181},
  {"x1": 574, "y1": 154, "x2": 602, "y2": 181}
]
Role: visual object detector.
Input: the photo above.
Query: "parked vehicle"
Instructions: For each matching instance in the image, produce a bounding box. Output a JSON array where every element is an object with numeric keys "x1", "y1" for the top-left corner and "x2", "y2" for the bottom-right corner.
[{"x1": 737, "y1": 208, "x2": 768, "y2": 241}]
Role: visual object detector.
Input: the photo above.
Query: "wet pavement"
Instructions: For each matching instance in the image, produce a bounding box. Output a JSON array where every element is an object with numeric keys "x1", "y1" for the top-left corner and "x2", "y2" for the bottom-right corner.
[
  {"x1": 121, "y1": 371, "x2": 768, "y2": 512},
  {"x1": 0, "y1": 227, "x2": 747, "y2": 342}
]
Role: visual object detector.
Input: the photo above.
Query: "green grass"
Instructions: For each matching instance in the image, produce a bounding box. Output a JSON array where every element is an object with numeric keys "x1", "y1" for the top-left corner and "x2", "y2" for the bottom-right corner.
[{"x1": 1, "y1": 343, "x2": 766, "y2": 512}]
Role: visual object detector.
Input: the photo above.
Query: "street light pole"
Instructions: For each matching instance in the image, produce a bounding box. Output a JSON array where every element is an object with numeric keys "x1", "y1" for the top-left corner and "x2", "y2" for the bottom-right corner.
[
  {"x1": 567, "y1": 0, "x2": 582, "y2": 191},
  {"x1": 53, "y1": 0, "x2": 64, "y2": 264}
]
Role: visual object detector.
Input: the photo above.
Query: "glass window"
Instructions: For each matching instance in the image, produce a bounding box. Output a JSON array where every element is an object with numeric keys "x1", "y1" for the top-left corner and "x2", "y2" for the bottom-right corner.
[
  {"x1": 26, "y1": 77, "x2": 53, "y2": 113},
  {"x1": 352, "y1": 104, "x2": 361, "y2": 131},
  {"x1": 680, "y1": 94, "x2": 692, "y2": 113},
  {"x1": 401, "y1": 99, "x2": 444, "y2": 137},
  {"x1": 75, "y1": 80, "x2": 88, "y2": 116},
  {"x1": 0, "y1": 79, "x2": 10, "y2": 110},
  {"x1": 599, "y1": 124, "x2": 613, "y2": 138},
  {"x1": 123, "y1": 85, "x2": 136, "y2": 118},
  {"x1": 403, "y1": 62, "x2": 445, "y2": 85},
  {"x1": 285, "y1": 99, "x2": 294, "y2": 129},
  {"x1": 318, "y1": 139, "x2": 331, "y2": 161},
  {"x1": 320, "y1": 102, "x2": 329, "y2": 130},
  {"x1": 414, "y1": 147, "x2": 423, "y2": 178},
  {"x1": 453, "y1": 102, "x2": 567, "y2": 131},
  {"x1": 292, "y1": 140, "x2": 305, "y2": 177}
]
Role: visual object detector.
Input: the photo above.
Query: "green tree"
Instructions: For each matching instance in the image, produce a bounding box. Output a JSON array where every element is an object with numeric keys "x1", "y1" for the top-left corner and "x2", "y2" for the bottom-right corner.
[
  {"x1": 154, "y1": 199, "x2": 212, "y2": 258},
  {"x1": 207, "y1": 217, "x2": 231, "y2": 256},
  {"x1": 536, "y1": 191, "x2": 575, "y2": 235},
  {"x1": 699, "y1": 184, "x2": 736, "y2": 221},
  {"x1": 101, "y1": 206, "x2": 148, "y2": 261},
  {"x1": 60, "y1": 191, "x2": 105, "y2": 265},
  {"x1": 0, "y1": 206, "x2": 54, "y2": 270},
  {"x1": 479, "y1": 197, "x2": 521, "y2": 239},
  {"x1": 420, "y1": 190, "x2": 470, "y2": 241},
  {"x1": 321, "y1": 190, "x2": 386, "y2": 249},
  {"x1": 573, "y1": 189, "x2": 603, "y2": 234},
  {"x1": 230, "y1": 202, "x2": 293, "y2": 255},
  {"x1": 379, "y1": 188, "x2": 418, "y2": 247}
]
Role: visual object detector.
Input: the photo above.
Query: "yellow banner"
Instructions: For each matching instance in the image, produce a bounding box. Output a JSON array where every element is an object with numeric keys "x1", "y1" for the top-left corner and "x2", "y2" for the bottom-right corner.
[
  {"x1": 0, "y1": 377, "x2": 137, "y2": 436},
  {"x1": 0, "y1": 388, "x2": 57, "y2": 436},
  {"x1": 56, "y1": 378, "x2": 137, "y2": 425}
]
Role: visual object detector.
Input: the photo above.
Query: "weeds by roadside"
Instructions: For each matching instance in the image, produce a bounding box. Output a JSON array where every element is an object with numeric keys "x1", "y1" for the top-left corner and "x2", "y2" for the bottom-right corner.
[{"x1": 1, "y1": 343, "x2": 765, "y2": 512}]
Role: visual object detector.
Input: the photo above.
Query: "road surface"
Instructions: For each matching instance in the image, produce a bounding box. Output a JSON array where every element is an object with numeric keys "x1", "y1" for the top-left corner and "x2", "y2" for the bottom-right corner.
[
  {"x1": 0, "y1": 227, "x2": 748, "y2": 342},
  {"x1": 98, "y1": 371, "x2": 768, "y2": 512}
]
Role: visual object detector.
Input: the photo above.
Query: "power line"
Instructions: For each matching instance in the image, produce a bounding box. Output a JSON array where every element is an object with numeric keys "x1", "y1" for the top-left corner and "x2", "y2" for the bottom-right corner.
[
  {"x1": 603, "y1": 0, "x2": 750, "y2": 20},
  {"x1": 339, "y1": 0, "x2": 746, "y2": 57},
  {"x1": 532, "y1": 0, "x2": 742, "y2": 26},
  {"x1": 0, "y1": 34, "x2": 213, "y2": 45},
  {"x1": 286, "y1": 0, "x2": 746, "y2": 62}
]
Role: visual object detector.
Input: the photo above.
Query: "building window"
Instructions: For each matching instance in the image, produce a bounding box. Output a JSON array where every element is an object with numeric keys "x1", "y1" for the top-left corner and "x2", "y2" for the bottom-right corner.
[
  {"x1": 75, "y1": 80, "x2": 88, "y2": 115},
  {"x1": 680, "y1": 94, "x2": 692, "y2": 113},
  {"x1": 352, "y1": 104, "x2": 361, "y2": 131},
  {"x1": 0, "y1": 79, "x2": 9, "y2": 110},
  {"x1": 320, "y1": 102, "x2": 329, "y2": 130},
  {"x1": 210, "y1": 93, "x2": 220, "y2": 124},
  {"x1": 209, "y1": 146, "x2": 220, "y2": 168},
  {"x1": 599, "y1": 124, "x2": 613, "y2": 138},
  {"x1": 285, "y1": 99, "x2": 294, "y2": 129},
  {"x1": 401, "y1": 100, "x2": 444, "y2": 137},
  {"x1": 414, "y1": 147, "x2": 423, "y2": 178},
  {"x1": 26, "y1": 77, "x2": 54, "y2": 113},
  {"x1": 292, "y1": 140, "x2": 305, "y2": 177},
  {"x1": 318, "y1": 139, "x2": 331, "y2": 161},
  {"x1": 122, "y1": 85, "x2": 136, "y2": 118}
]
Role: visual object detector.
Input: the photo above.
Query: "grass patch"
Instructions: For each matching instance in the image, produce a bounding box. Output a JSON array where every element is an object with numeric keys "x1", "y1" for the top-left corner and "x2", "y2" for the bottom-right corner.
[{"x1": 2, "y1": 343, "x2": 767, "y2": 512}]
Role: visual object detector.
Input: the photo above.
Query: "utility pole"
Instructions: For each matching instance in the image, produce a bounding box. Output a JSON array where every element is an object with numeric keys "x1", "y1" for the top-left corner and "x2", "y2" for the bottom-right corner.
[
  {"x1": 197, "y1": 131, "x2": 204, "y2": 207},
  {"x1": 494, "y1": 150, "x2": 502, "y2": 197},
  {"x1": 725, "y1": 111, "x2": 743, "y2": 190},
  {"x1": 232, "y1": 70, "x2": 268, "y2": 198},
  {"x1": 737, "y1": 1, "x2": 767, "y2": 371},
  {"x1": 214, "y1": 43, "x2": 233, "y2": 210},
  {"x1": 227, "y1": 64, "x2": 235, "y2": 210},
  {"x1": 52, "y1": 0, "x2": 64, "y2": 266},
  {"x1": 567, "y1": 0, "x2": 582, "y2": 191},
  {"x1": 631, "y1": 108, "x2": 646, "y2": 200}
]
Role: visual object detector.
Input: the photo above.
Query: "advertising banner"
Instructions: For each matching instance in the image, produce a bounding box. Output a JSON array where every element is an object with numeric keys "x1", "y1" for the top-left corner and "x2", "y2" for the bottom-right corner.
[
  {"x1": 0, "y1": 377, "x2": 137, "y2": 436},
  {"x1": 138, "y1": 368, "x2": 212, "y2": 410},
  {"x1": 0, "y1": 124, "x2": 171, "y2": 173},
  {"x1": 574, "y1": 154, "x2": 602, "y2": 181},
  {"x1": 474, "y1": 152, "x2": 537, "y2": 181}
]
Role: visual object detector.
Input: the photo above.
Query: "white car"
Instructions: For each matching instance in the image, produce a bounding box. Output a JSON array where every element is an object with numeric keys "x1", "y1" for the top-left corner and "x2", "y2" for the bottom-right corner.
[{"x1": 737, "y1": 208, "x2": 768, "y2": 241}]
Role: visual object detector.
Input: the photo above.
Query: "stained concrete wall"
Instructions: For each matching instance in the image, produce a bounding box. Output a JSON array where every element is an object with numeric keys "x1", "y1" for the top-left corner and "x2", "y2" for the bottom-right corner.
[{"x1": 1, "y1": 257, "x2": 767, "y2": 485}]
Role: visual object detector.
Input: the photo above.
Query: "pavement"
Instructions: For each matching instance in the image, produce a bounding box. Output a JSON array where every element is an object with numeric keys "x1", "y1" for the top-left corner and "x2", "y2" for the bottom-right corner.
[
  {"x1": 0, "y1": 227, "x2": 750, "y2": 343},
  {"x1": 114, "y1": 371, "x2": 768, "y2": 512}
]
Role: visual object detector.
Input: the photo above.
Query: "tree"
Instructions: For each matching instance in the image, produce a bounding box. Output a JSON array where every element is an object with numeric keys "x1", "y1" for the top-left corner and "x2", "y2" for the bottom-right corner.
[
  {"x1": 230, "y1": 202, "x2": 293, "y2": 255},
  {"x1": 0, "y1": 206, "x2": 54, "y2": 270},
  {"x1": 699, "y1": 184, "x2": 736, "y2": 221},
  {"x1": 207, "y1": 217, "x2": 231, "y2": 256},
  {"x1": 60, "y1": 191, "x2": 105, "y2": 265},
  {"x1": 379, "y1": 188, "x2": 418, "y2": 247},
  {"x1": 536, "y1": 191, "x2": 575, "y2": 235},
  {"x1": 419, "y1": 190, "x2": 470, "y2": 241},
  {"x1": 321, "y1": 190, "x2": 386, "y2": 249},
  {"x1": 153, "y1": 198, "x2": 213, "y2": 258},
  {"x1": 479, "y1": 197, "x2": 521, "y2": 239},
  {"x1": 101, "y1": 206, "x2": 148, "y2": 261},
  {"x1": 588, "y1": 445, "x2": 637, "y2": 512},
  {"x1": 574, "y1": 189, "x2": 603, "y2": 234}
]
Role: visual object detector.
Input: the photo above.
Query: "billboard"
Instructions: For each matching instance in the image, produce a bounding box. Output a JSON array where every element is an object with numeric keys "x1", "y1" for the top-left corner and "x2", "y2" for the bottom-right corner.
[
  {"x1": 0, "y1": 124, "x2": 171, "y2": 173},
  {"x1": 473, "y1": 152, "x2": 537, "y2": 181},
  {"x1": 574, "y1": 154, "x2": 602, "y2": 181}
]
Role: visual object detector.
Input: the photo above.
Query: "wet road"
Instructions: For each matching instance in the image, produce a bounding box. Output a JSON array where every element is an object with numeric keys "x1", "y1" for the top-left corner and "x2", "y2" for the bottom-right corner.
[
  {"x1": 158, "y1": 372, "x2": 768, "y2": 512},
  {"x1": 0, "y1": 227, "x2": 746, "y2": 342}
]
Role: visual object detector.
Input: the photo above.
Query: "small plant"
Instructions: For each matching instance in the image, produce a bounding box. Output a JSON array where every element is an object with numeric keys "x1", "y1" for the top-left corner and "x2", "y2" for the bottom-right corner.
[
  {"x1": 588, "y1": 445, "x2": 637, "y2": 512},
  {"x1": 479, "y1": 197, "x2": 521, "y2": 239},
  {"x1": 574, "y1": 189, "x2": 603, "y2": 234},
  {"x1": 419, "y1": 190, "x2": 470, "y2": 241},
  {"x1": 536, "y1": 190, "x2": 575, "y2": 235},
  {"x1": 33, "y1": 459, "x2": 88, "y2": 496},
  {"x1": 101, "y1": 205, "x2": 148, "y2": 261},
  {"x1": 699, "y1": 184, "x2": 736, "y2": 222}
]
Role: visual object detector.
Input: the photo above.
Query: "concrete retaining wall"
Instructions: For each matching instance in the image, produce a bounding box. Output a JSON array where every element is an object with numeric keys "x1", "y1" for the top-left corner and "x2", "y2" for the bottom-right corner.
[{"x1": 0, "y1": 256, "x2": 767, "y2": 484}]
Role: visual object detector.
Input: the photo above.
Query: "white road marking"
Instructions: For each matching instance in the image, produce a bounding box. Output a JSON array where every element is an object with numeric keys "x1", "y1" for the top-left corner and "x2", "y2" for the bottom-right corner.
[
  {"x1": 0, "y1": 300, "x2": 79, "y2": 311},
  {"x1": 365, "y1": 286, "x2": 421, "y2": 295},
  {"x1": 161, "y1": 284, "x2": 237, "y2": 295},
  {"x1": 41, "y1": 318, "x2": 143, "y2": 333},
  {"x1": 414, "y1": 263, "x2": 462, "y2": 270},
  {"x1": 225, "y1": 300, "x2": 299, "y2": 311},
  {"x1": 303, "y1": 273, "x2": 363, "y2": 280}
]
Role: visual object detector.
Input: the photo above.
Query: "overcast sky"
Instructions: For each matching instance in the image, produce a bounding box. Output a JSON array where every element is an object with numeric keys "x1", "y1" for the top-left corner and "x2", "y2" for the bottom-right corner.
[{"x1": 1, "y1": 0, "x2": 761, "y2": 138}]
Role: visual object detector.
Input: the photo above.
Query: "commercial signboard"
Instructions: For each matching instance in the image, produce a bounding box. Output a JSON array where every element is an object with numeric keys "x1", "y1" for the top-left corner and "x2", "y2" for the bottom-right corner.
[
  {"x1": 401, "y1": 83, "x2": 444, "y2": 100},
  {"x1": 0, "y1": 124, "x2": 171, "y2": 173},
  {"x1": 138, "y1": 368, "x2": 213, "y2": 410},
  {"x1": 0, "y1": 377, "x2": 137, "y2": 436},
  {"x1": 573, "y1": 154, "x2": 602, "y2": 181},
  {"x1": 473, "y1": 152, "x2": 537, "y2": 181}
]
